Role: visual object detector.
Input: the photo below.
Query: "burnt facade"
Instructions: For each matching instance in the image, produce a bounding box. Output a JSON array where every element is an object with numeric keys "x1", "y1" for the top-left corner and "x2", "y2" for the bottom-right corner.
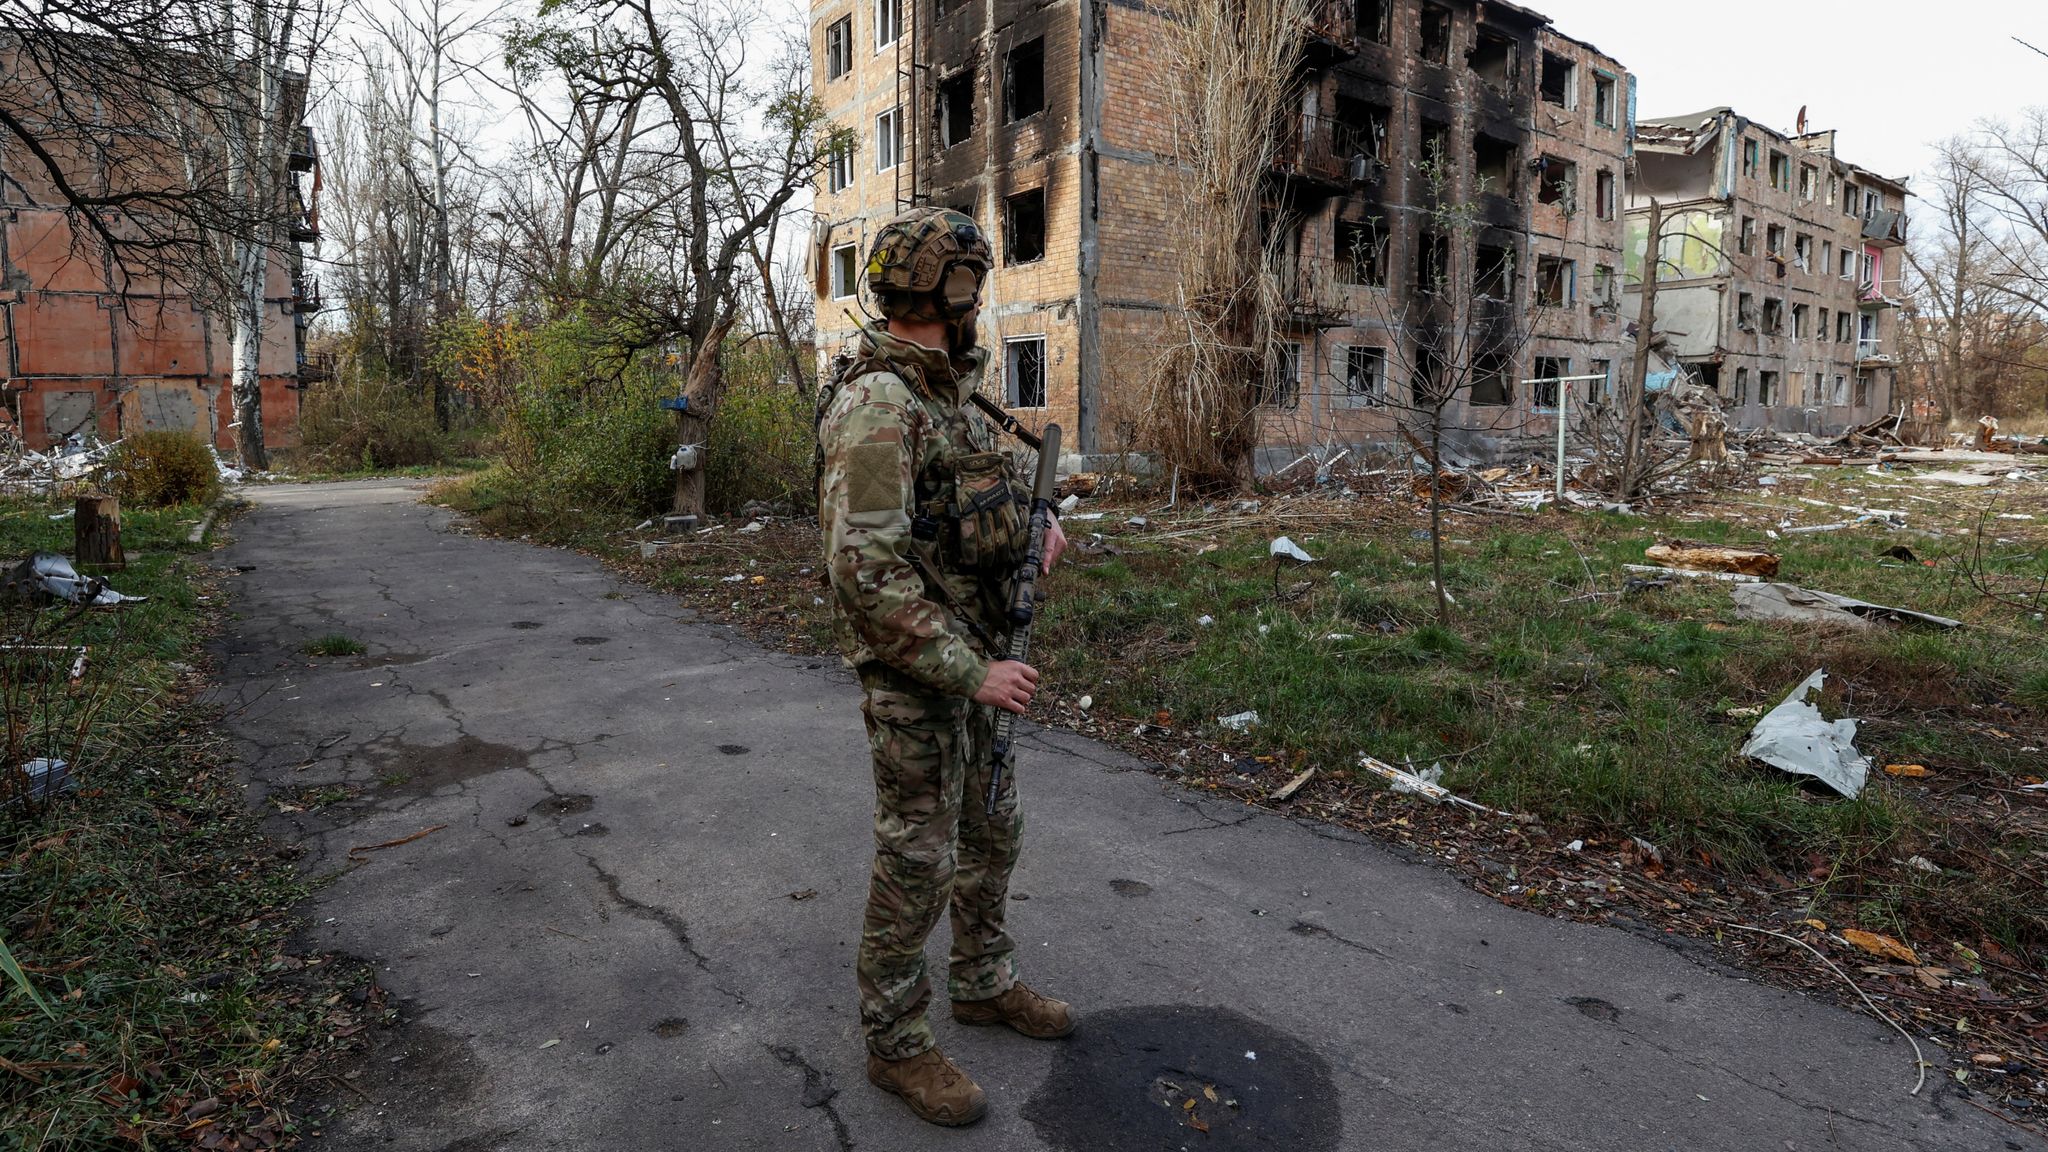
[
  {"x1": 810, "y1": 0, "x2": 1634, "y2": 459},
  {"x1": 1626, "y1": 108, "x2": 1906, "y2": 435}
]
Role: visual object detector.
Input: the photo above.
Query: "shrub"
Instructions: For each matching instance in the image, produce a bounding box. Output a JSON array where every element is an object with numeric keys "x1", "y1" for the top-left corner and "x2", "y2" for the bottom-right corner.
[
  {"x1": 296, "y1": 373, "x2": 445, "y2": 471},
  {"x1": 110, "y1": 430, "x2": 221, "y2": 508},
  {"x1": 706, "y1": 347, "x2": 816, "y2": 513}
]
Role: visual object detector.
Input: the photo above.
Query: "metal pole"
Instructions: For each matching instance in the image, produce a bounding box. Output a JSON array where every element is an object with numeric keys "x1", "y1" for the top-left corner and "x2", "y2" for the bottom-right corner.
[{"x1": 1556, "y1": 379, "x2": 1569, "y2": 501}]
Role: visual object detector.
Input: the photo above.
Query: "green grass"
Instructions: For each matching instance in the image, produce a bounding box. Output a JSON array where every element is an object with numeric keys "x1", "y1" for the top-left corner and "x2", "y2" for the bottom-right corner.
[
  {"x1": 302, "y1": 633, "x2": 367, "y2": 657},
  {"x1": 1, "y1": 494, "x2": 360, "y2": 1147}
]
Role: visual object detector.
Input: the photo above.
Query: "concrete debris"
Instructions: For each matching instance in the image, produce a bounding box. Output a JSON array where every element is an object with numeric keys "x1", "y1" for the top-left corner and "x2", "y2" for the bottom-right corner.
[
  {"x1": 2, "y1": 553, "x2": 148, "y2": 606},
  {"x1": 1731, "y1": 583, "x2": 1962, "y2": 631},
  {"x1": 1739, "y1": 669, "x2": 1870, "y2": 798},
  {"x1": 0, "y1": 434, "x2": 118, "y2": 495}
]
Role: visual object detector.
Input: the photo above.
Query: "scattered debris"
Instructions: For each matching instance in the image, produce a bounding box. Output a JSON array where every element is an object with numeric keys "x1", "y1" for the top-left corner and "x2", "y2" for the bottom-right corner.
[
  {"x1": 1356, "y1": 754, "x2": 1514, "y2": 817},
  {"x1": 1731, "y1": 583, "x2": 1962, "y2": 631},
  {"x1": 2, "y1": 758, "x2": 74, "y2": 807},
  {"x1": 1622, "y1": 563, "x2": 1761, "y2": 584},
  {"x1": 346, "y1": 823, "x2": 449, "y2": 861},
  {"x1": 2, "y1": 552, "x2": 148, "y2": 606},
  {"x1": 1883, "y1": 763, "x2": 1931, "y2": 778},
  {"x1": 1738, "y1": 669, "x2": 1871, "y2": 798},
  {"x1": 1643, "y1": 541, "x2": 1780, "y2": 578},
  {"x1": 1216, "y1": 710, "x2": 1259, "y2": 731},
  {"x1": 1268, "y1": 535, "x2": 1314, "y2": 564},
  {"x1": 1269, "y1": 766, "x2": 1316, "y2": 803}
]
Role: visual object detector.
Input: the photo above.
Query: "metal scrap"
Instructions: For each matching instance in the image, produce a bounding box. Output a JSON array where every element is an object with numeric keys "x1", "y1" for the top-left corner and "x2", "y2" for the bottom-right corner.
[
  {"x1": 1739, "y1": 669, "x2": 1871, "y2": 798},
  {"x1": 1730, "y1": 583, "x2": 1962, "y2": 631},
  {"x1": 2, "y1": 553, "x2": 148, "y2": 607}
]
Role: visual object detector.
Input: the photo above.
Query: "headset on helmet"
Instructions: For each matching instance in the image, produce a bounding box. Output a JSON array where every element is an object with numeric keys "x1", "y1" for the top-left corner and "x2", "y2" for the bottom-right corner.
[{"x1": 864, "y1": 207, "x2": 991, "y2": 322}]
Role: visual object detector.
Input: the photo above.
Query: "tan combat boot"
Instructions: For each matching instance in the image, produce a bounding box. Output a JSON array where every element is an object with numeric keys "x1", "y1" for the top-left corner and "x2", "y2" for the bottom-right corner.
[
  {"x1": 951, "y1": 982, "x2": 1075, "y2": 1038},
  {"x1": 865, "y1": 1047, "x2": 987, "y2": 1126}
]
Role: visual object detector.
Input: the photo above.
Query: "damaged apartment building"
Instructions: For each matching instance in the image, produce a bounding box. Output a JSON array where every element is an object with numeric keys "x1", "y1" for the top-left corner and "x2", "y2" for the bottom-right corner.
[
  {"x1": 1626, "y1": 108, "x2": 1907, "y2": 435},
  {"x1": 809, "y1": 0, "x2": 1633, "y2": 460}
]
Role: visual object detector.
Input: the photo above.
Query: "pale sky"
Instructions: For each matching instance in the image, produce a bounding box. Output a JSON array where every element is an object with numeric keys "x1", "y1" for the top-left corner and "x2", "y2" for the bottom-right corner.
[{"x1": 1532, "y1": 0, "x2": 2048, "y2": 190}]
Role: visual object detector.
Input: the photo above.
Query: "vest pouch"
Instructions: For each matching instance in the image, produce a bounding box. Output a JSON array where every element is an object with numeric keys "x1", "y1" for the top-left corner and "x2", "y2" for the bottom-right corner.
[{"x1": 947, "y1": 452, "x2": 1027, "y2": 573}]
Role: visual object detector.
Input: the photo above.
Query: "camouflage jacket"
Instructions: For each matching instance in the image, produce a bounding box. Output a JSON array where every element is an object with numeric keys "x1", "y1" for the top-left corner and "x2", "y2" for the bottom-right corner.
[{"x1": 817, "y1": 323, "x2": 1028, "y2": 699}]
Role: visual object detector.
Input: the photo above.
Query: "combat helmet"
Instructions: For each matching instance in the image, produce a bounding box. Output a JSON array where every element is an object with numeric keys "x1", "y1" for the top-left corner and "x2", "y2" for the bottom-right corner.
[{"x1": 865, "y1": 206, "x2": 992, "y2": 322}]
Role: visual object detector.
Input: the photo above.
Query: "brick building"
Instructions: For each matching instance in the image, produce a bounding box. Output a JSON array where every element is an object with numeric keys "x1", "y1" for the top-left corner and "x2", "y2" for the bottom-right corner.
[
  {"x1": 0, "y1": 37, "x2": 320, "y2": 453},
  {"x1": 1626, "y1": 108, "x2": 1908, "y2": 435},
  {"x1": 808, "y1": 0, "x2": 1634, "y2": 461}
]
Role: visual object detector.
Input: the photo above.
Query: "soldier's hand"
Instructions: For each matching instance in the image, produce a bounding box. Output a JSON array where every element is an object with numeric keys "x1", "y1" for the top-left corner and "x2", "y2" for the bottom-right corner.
[
  {"x1": 1042, "y1": 515, "x2": 1068, "y2": 574},
  {"x1": 973, "y1": 659, "x2": 1040, "y2": 714}
]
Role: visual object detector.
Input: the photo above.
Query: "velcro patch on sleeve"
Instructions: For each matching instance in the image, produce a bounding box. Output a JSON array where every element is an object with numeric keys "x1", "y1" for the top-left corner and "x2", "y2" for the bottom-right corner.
[{"x1": 845, "y1": 442, "x2": 905, "y2": 514}]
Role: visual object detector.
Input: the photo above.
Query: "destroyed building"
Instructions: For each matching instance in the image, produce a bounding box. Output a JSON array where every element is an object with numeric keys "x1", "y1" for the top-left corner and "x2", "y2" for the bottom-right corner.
[
  {"x1": 1626, "y1": 108, "x2": 1907, "y2": 436},
  {"x1": 0, "y1": 34, "x2": 320, "y2": 453},
  {"x1": 809, "y1": 0, "x2": 1634, "y2": 461}
]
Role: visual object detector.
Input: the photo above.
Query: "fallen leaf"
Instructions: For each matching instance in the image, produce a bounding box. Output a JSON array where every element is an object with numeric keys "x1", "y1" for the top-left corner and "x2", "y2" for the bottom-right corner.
[
  {"x1": 1841, "y1": 928, "x2": 1919, "y2": 965},
  {"x1": 1883, "y1": 764, "x2": 1931, "y2": 778},
  {"x1": 1190, "y1": 1116, "x2": 1210, "y2": 1133},
  {"x1": 1801, "y1": 918, "x2": 1827, "y2": 931},
  {"x1": 539, "y1": 1038, "x2": 561, "y2": 1049},
  {"x1": 1182, "y1": 1098, "x2": 1195, "y2": 1111},
  {"x1": 1203, "y1": 1084, "x2": 1218, "y2": 1103},
  {"x1": 786, "y1": 889, "x2": 817, "y2": 901}
]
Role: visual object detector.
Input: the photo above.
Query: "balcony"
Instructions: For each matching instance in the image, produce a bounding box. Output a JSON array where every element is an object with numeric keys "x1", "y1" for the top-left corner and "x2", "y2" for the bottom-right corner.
[
  {"x1": 1266, "y1": 255, "x2": 1350, "y2": 330},
  {"x1": 1296, "y1": 0, "x2": 1359, "y2": 68},
  {"x1": 1855, "y1": 339, "x2": 1894, "y2": 366},
  {"x1": 288, "y1": 126, "x2": 319, "y2": 173},
  {"x1": 1270, "y1": 115, "x2": 1374, "y2": 195},
  {"x1": 292, "y1": 276, "x2": 323, "y2": 313},
  {"x1": 298, "y1": 351, "x2": 336, "y2": 385},
  {"x1": 1861, "y1": 208, "x2": 1905, "y2": 249}
]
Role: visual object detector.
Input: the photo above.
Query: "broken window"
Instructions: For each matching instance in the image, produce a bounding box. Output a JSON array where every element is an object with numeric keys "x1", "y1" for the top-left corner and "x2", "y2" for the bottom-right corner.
[
  {"x1": 1540, "y1": 51, "x2": 1574, "y2": 107},
  {"x1": 1334, "y1": 219, "x2": 1387, "y2": 286},
  {"x1": 1535, "y1": 156, "x2": 1575, "y2": 208},
  {"x1": 1591, "y1": 263, "x2": 1615, "y2": 307},
  {"x1": 1469, "y1": 28, "x2": 1516, "y2": 92},
  {"x1": 1836, "y1": 311, "x2": 1852, "y2": 342},
  {"x1": 826, "y1": 137, "x2": 854, "y2": 192},
  {"x1": 1761, "y1": 297, "x2": 1784, "y2": 335},
  {"x1": 1592, "y1": 72, "x2": 1616, "y2": 128},
  {"x1": 1004, "y1": 336, "x2": 1046, "y2": 407},
  {"x1": 1530, "y1": 355, "x2": 1568, "y2": 409},
  {"x1": 1412, "y1": 347, "x2": 1446, "y2": 403},
  {"x1": 1863, "y1": 188, "x2": 1879, "y2": 218},
  {"x1": 1417, "y1": 5, "x2": 1451, "y2": 64},
  {"x1": 1759, "y1": 369, "x2": 1779, "y2": 406},
  {"x1": 874, "y1": 0, "x2": 901, "y2": 49},
  {"x1": 1854, "y1": 371, "x2": 1870, "y2": 406},
  {"x1": 1469, "y1": 350, "x2": 1513, "y2": 406},
  {"x1": 1765, "y1": 223, "x2": 1785, "y2": 259},
  {"x1": 1358, "y1": 0, "x2": 1390, "y2": 44},
  {"x1": 1822, "y1": 240, "x2": 1833, "y2": 273},
  {"x1": 1473, "y1": 134, "x2": 1514, "y2": 195},
  {"x1": 1818, "y1": 308, "x2": 1829, "y2": 342},
  {"x1": 826, "y1": 16, "x2": 853, "y2": 80},
  {"x1": 1733, "y1": 366, "x2": 1750, "y2": 405},
  {"x1": 938, "y1": 70, "x2": 976, "y2": 149},
  {"x1": 1808, "y1": 371, "x2": 1824, "y2": 406},
  {"x1": 1594, "y1": 168, "x2": 1615, "y2": 219},
  {"x1": 1742, "y1": 138, "x2": 1759, "y2": 179},
  {"x1": 1334, "y1": 95, "x2": 1390, "y2": 171},
  {"x1": 1827, "y1": 174, "x2": 1839, "y2": 207},
  {"x1": 1736, "y1": 291, "x2": 1756, "y2": 331},
  {"x1": 1344, "y1": 345, "x2": 1385, "y2": 406},
  {"x1": 1790, "y1": 302, "x2": 1807, "y2": 339},
  {"x1": 1260, "y1": 341, "x2": 1301, "y2": 409},
  {"x1": 1737, "y1": 216, "x2": 1755, "y2": 256},
  {"x1": 1831, "y1": 373, "x2": 1847, "y2": 406},
  {"x1": 1004, "y1": 188, "x2": 1046, "y2": 264},
  {"x1": 1842, "y1": 181, "x2": 1859, "y2": 216},
  {"x1": 1418, "y1": 119, "x2": 1451, "y2": 173},
  {"x1": 1414, "y1": 229, "x2": 1450, "y2": 294},
  {"x1": 1006, "y1": 37, "x2": 1045, "y2": 121},
  {"x1": 1473, "y1": 242, "x2": 1512, "y2": 299},
  {"x1": 1534, "y1": 255, "x2": 1573, "y2": 306},
  {"x1": 1793, "y1": 233, "x2": 1812, "y2": 270},
  {"x1": 1588, "y1": 359, "x2": 1612, "y2": 402},
  {"x1": 875, "y1": 106, "x2": 903, "y2": 170},
  {"x1": 1799, "y1": 163, "x2": 1817, "y2": 201},
  {"x1": 1839, "y1": 248, "x2": 1856, "y2": 279},
  {"x1": 831, "y1": 243, "x2": 859, "y2": 298},
  {"x1": 1768, "y1": 150, "x2": 1789, "y2": 191}
]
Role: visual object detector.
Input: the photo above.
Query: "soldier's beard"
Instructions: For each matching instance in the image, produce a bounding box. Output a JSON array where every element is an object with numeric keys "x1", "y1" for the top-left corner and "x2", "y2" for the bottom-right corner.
[{"x1": 947, "y1": 313, "x2": 979, "y2": 355}]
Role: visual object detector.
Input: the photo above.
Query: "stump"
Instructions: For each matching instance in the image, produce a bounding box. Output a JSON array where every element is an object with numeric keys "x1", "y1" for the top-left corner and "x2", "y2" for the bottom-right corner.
[{"x1": 74, "y1": 490, "x2": 125, "y2": 571}]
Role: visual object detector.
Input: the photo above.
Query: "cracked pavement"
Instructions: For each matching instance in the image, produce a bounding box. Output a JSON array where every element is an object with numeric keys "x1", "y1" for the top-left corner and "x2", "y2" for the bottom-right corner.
[{"x1": 206, "y1": 479, "x2": 2028, "y2": 1151}]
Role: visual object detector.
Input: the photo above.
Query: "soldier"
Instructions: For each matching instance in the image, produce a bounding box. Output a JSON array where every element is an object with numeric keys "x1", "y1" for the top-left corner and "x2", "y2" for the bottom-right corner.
[{"x1": 816, "y1": 206, "x2": 1072, "y2": 1127}]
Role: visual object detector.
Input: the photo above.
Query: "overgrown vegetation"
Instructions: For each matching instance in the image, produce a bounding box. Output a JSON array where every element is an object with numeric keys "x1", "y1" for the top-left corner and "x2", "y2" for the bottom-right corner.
[
  {"x1": 108, "y1": 430, "x2": 223, "y2": 509},
  {"x1": 0, "y1": 498, "x2": 359, "y2": 1147}
]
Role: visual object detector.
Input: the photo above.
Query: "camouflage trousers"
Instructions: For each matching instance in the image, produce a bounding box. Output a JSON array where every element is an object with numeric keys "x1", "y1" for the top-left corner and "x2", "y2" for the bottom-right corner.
[{"x1": 856, "y1": 662, "x2": 1022, "y2": 1060}]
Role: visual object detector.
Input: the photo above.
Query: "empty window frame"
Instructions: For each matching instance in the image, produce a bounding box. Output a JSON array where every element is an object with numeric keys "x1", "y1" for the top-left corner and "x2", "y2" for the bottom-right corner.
[
  {"x1": 1842, "y1": 181, "x2": 1859, "y2": 216},
  {"x1": 1759, "y1": 369, "x2": 1779, "y2": 405},
  {"x1": 1808, "y1": 371, "x2": 1824, "y2": 406},
  {"x1": 1793, "y1": 232, "x2": 1812, "y2": 270},
  {"x1": 1737, "y1": 216, "x2": 1755, "y2": 255},
  {"x1": 1005, "y1": 37, "x2": 1045, "y2": 121},
  {"x1": 1765, "y1": 223, "x2": 1785, "y2": 259},
  {"x1": 1590, "y1": 263, "x2": 1615, "y2": 307},
  {"x1": 1334, "y1": 95, "x2": 1391, "y2": 169},
  {"x1": 1534, "y1": 255, "x2": 1573, "y2": 306},
  {"x1": 1473, "y1": 242, "x2": 1513, "y2": 299},
  {"x1": 1733, "y1": 366, "x2": 1750, "y2": 405},
  {"x1": 1789, "y1": 302, "x2": 1808, "y2": 339},
  {"x1": 1344, "y1": 345, "x2": 1386, "y2": 406},
  {"x1": 937, "y1": 69, "x2": 976, "y2": 148},
  {"x1": 1473, "y1": 134, "x2": 1515, "y2": 195},
  {"x1": 1261, "y1": 341, "x2": 1302, "y2": 408},
  {"x1": 1799, "y1": 163, "x2": 1818, "y2": 200},
  {"x1": 1535, "y1": 156, "x2": 1575, "y2": 207},
  {"x1": 1334, "y1": 219, "x2": 1386, "y2": 286},
  {"x1": 1469, "y1": 350, "x2": 1513, "y2": 406},
  {"x1": 1418, "y1": 119, "x2": 1451, "y2": 171},
  {"x1": 875, "y1": 106, "x2": 903, "y2": 170},
  {"x1": 1836, "y1": 311, "x2": 1853, "y2": 342},
  {"x1": 1768, "y1": 150, "x2": 1790, "y2": 191},
  {"x1": 1530, "y1": 355, "x2": 1568, "y2": 409},
  {"x1": 1004, "y1": 188, "x2": 1046, "y2": 264},
  {"x1": 1854, "y1": 371, "x2": 1870, "y2": 406},
  {"x1": 1414, "y1": 229, "x2": 1450, "y2": 294},
  {"x1": 826, "y1": 16, "x2": 853, "y2": 80},
  {"x1": 1469, "y1": 28, "x2": 1516, "y2": 92},
  {"x1": 1818, "y1": 307, "x2": 1829, "y2": 342},
  {"x1": 1540, "y1": 51, "x2": 1574, "y2": 107},
  {"x1": 1822, "y1": 239, "x2": 1833, "y2": 273},
  {"x1": 1863, "y1": 188, "x2": 1879, "y2": 218},
  {"x1": 826, "y1": 137, "x2": 854, "y2": 192},
  {"x1": 830, "y1": 243, "x2": 859, "y2": 298},
  {"x1": 1839, "y1": 248, "x2": 1856, "y2": 279},
  {"x1": 1588, "y1": 358, "x2": 1612, "y2": 401},
  {"x1": 1594, "y1": 168, "x2": 1615, "y2": 219},
  {"x1": 1005, "y1": 336, "x2": 1047, "y2": 407},
  {"x1": 874, "y1": 0, "x2": 901, "y2": 49},
  {"x1": 1830, "y1": 373, "x2": 1847, "y2": 406},
  {"x1": 1359, "y1": 0, "x2": 1390, "y2": 44},
  {"x1": 1417, "y1": 5, "x2": 1451, "y2": 64},
  {"x1": 1761, "y1": 297, "x2": 1784, "y2": 335},
  {"x1": 1742, "y1": 138, "x2": 1759, "y2": 179},
  {"x1": 1592, "y1": 72, "x2": 1616, "y2": 127},
  {"x1": 1413, "y1": 346, "x2": 1446, "y2": 402},
  {"x1": 1736, "y1": 291, "x2": 1756, "y2": 330}
]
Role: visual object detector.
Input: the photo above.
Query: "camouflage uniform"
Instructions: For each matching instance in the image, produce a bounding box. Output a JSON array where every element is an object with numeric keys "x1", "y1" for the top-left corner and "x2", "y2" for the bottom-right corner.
[{"x1": 818, "y1": 320, "x2": 1030, "y2": 1061}]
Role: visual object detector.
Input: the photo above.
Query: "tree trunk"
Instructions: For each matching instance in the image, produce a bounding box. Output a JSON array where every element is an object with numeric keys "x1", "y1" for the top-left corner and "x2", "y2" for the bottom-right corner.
[
  {"x1": 74, "y1": 491, "x2": 124, "y2": 571},
  {"x1": 673, "y1": 313, "x2": 738, "y2": 518},
  {"x1": 671, "y1": 408, "x2": 708, "y2": 520},
  {"x1": 1620, "y1": 199, "x2": 1662, "y2": 500},
  {"x1": 232, "y1": 240, "x2": 270, "y2": 470}
]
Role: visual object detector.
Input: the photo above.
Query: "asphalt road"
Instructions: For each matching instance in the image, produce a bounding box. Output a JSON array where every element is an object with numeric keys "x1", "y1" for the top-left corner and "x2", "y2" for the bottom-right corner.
[{"x1": 206, "y1": 479, "x2": 2027, "y2": 1152}]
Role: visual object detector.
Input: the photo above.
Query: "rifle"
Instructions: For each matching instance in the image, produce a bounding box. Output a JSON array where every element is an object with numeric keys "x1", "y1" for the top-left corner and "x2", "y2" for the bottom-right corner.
[{"x1": 986, "y1": 421, "x2": 1061, "y2": 815}]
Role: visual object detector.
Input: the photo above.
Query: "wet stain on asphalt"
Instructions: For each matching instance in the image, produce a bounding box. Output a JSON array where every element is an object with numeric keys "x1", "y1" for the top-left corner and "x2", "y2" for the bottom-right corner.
[
  {"x1": 572, "y1": 636, "x2": 611, "y2": 646},
  {"x1": 509, "y1": 621, "x2": 542, "y2": 630},
  {"x1": 650, "y1": 1017, "x2": 689, "y2": 1038},
  {"x1": 717, "y1": 744, "x2": 750, "y2": 756},
  {"x1": 1023, "y1": 1004, "x2": 1341, "y2": 1151},
  {"x1": 531, "y1": 794, "x2": 594, "y2": 816},
  {"x1": 1109, "y1": 879, "x2": 1153, "y2": 897},
  {"x1": 1566, "y1": 996, "x2": 1622, "y2": 1023},
  {"x1": 369, "y1": 734, "x2": 531, "y2": 797}
]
